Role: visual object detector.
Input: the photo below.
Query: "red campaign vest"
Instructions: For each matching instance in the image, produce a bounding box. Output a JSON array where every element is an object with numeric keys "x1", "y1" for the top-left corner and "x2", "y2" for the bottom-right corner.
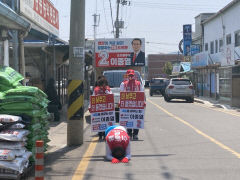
[
  {"x1": 123, "y1": 80, "x2": 141, "y2": 91},
  {"x1": 106, "y1": 129, "x2": 130, "y2": 151},
  {"x1": 94, "y1": 86, "x2": 111, "y2": 95}
]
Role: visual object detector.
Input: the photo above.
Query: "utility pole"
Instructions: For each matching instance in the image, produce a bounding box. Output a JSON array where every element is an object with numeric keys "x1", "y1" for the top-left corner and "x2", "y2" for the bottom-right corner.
[
  {"x1": 115, "y1": 0, "x2": 130, "y2": 38},
  {"x1": 93, "y1": 13, "x2": 100, "y2": 83},
  {"x1": 67, "y1": 0, "x2": 85, "y2": 146},
  {"x1": 115, "y1": 0, "x2": 120, "y2": 38}
]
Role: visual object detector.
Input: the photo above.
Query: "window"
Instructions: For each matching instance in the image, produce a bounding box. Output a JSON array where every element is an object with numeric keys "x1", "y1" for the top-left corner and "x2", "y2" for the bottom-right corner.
[
  {"x1": 210, "y1": 41, "x2": 214, "y2": 54},
  {"x1": 215, "y1": 40, "x2": 218, "y2": 53},
  {"x1": 205, "y1": 43, "x2": 208, "y2": 51},
  {"x1": 226, "y1": 34, "x2": 231, "y2": 45},
  {"x1": 219, "y1": 39, "x2": 223, "y2": 52},
  {"x1": 235, "y1": 31, "x2": 240, "y2": 47}
]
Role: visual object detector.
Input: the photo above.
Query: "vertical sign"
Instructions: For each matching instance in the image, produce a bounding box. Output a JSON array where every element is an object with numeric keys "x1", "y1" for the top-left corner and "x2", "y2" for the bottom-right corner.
[{"x1": 183, "y1": 24, "x2": 192, "y2": 56}]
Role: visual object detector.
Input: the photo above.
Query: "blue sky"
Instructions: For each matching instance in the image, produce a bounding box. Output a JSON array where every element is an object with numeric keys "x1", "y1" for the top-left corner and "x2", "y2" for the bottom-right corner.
[{"x1": 52, "y1": 0, "x2": 232, "y2": 55}]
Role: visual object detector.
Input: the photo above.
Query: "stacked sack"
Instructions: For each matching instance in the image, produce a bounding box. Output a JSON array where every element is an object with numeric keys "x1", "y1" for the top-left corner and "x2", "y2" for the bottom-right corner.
[
  {"x1": 0, "y1": 115, "x2": 32, "y2": 174},
  {"x1": 0, "y1": 66, "x2": 50, "y2": 162},
  {"x1": 0, "y1": 66, "x2": 23, "y2": 92}
]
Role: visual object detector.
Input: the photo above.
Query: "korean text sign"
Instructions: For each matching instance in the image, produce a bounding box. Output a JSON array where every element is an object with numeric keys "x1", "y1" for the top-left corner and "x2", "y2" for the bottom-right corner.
[
  {"x1": 119, "y1": 92, "x2": 145, "y2": 129},
  {"x1": 95, "y1": 38, "x2": 145, "y2": 67},
  {"x1": 90, "y1": 94, "x2": 115, "y2": 132}
]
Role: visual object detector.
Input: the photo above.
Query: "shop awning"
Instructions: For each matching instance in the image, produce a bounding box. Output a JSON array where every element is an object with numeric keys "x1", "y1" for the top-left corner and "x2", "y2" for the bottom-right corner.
[
  {"x1": 180, "y1": 62, "x2": 191, "y2": 72},
  {"x1": 0, "y1": 2, "x2": 30, "y2": 31}
]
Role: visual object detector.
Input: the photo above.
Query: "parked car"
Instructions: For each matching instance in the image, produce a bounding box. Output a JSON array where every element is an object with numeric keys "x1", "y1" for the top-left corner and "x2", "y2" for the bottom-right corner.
[
  {"x1": 164, "y1": 78, "x2": 194, "y2": 103},
  {"x1": 149, "y1": 78, "x2": 169, "y2": 96},
  {"x1": 144, "y1": 80, "x2": 150, "y2": 87}
]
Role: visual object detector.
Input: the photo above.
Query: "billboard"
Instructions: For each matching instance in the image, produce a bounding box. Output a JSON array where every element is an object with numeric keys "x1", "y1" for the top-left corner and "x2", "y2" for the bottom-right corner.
[
  {"x1": 183, "y1": 24, "x2": 192, "y2": 56},
  {"x1": 20, "y1": 0, "x2": 59, "y2": 36},
  {"x1": 95, "y1": 38, "x2": 145, "y2": 67}
]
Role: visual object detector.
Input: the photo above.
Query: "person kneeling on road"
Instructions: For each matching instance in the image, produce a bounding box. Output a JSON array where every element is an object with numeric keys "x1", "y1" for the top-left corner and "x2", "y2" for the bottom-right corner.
[{"x1": 105, "y1": 125, "x2": 131, "y2": 163}]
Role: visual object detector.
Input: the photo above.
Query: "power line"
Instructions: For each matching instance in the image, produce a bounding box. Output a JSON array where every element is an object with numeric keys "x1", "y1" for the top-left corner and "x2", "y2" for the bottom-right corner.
[{"x1": 102, "y1": 0, "x2": 111, "y2": 34}]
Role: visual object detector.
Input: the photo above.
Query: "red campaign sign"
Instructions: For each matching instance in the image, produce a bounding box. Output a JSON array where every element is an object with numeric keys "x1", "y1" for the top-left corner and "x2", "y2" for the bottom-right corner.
[
  {"x1": 120, "y1": 92, "x2": 145, "y2": 109},
  {"x1": 33, "y1": 0, "x2": 59, "y2": 29},
  {"x1": 95, "y1": 52, "x2": 131, "y2": 67},
  {"x1": 90, "y1": 94, "x2": 114, "y2": 112}
]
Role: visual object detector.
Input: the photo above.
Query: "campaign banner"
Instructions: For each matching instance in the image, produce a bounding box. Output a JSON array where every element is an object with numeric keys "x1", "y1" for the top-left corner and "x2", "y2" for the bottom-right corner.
[
  {"x1": 119, "y1": 92, "x2": 145, "y2": 129},
  {"x1": 90, "y1": 94, "x2": 115, "y2": 132},
  {"x1": 95, "y1": 38, "x2": 145, "y2": 67}
]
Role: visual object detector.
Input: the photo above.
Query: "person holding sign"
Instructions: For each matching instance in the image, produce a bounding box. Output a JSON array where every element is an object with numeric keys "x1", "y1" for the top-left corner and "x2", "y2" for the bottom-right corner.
[
  {"x1": 90, "y1": 76, "x2": 112, "y2": 140},
  {"x1": 105, "y1": 125, "x2": 131, "y2": 163},
  {"x1": 120, "y1": 69, "x2": 144, "y2": 140}
]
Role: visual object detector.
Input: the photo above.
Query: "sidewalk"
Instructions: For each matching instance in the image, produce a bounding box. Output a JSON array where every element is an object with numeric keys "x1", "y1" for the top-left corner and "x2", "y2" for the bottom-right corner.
[{"x1": 194, "y1": 96, "x2": 240, "y2": 112}]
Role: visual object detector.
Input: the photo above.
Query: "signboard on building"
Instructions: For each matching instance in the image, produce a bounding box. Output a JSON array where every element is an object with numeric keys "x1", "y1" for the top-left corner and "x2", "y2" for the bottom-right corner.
[
  {"x1": 191, "y1": 52, "x2": 208, "y2": 67},
  {"x1": 221, "y1": 44, "x2": 235, "y2": 66},
  {"x1": 20, "y1": 0, "x2": 59, "y2": 36},
  {"x1": 191, "y1": 44, "x2": 200, "y2": 56},
  {"x1": 95, "y1": 38, "x2": 145, "y2": 67},
  {"x1": 183, "y1": 24, "x2": 192, "y2": 56}
]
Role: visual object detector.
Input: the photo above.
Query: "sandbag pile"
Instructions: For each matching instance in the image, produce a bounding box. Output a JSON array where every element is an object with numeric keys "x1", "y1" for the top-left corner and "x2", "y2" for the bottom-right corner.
[
  {"x1": 0, "y1": 115, "x2": 32, "y2": 174},
  {"x1": 0, "y1": 66, "x2": 23, "y2": 92},
  {"x1": 0, "y1": 66, "x2": 50, "y2": 167},
  {"x1": 0, "y1": 86, "x2": 50, "y2": 160}
]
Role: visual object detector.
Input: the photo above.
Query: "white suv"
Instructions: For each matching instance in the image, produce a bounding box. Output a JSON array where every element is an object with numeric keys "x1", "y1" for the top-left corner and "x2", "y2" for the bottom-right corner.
[{"x1": 164, "y1": 78, "x2": 194, "y2": 103}]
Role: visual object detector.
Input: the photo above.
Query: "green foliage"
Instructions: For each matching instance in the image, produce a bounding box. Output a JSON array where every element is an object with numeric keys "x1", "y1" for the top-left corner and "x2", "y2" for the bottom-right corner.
[{"x1": 163, "y1": 62, "x2": 173, "y2": 75}]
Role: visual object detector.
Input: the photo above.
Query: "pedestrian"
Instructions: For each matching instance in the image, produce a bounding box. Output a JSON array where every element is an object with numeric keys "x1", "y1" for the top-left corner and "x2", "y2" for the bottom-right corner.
[
  {"x1": 120, "y1": 69, "x2": 144, "y2": 140},
  {"x1": 91, "y1": 75, "x2": 112, "y2": 140},
  {"x1": 105, "y1": 125, "x2": 131, "y2": 163},
  {"x1": 45, "y1": 78, "x2": 62, "y2": 121}
]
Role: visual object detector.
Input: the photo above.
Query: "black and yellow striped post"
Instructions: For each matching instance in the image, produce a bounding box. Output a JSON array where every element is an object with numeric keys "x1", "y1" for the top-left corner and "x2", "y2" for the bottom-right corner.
[
  {"x1": 67, "y1": 80, "x2": 84, "y2": 145},
  {"x1": 68, "y1": 0, "x2": 85, "y2": 146}
]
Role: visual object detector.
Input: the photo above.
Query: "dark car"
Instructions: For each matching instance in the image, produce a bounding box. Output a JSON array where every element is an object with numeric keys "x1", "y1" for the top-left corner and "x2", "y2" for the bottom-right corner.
[{"x1": 149, "y1": 78, "x2": 169, "y2": 96}]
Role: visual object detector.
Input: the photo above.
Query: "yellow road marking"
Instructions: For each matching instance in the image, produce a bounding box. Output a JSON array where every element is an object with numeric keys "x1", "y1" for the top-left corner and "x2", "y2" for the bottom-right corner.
[
  {"x1": 72, "y1": 137, "x2": 98, "y2": 180},
  {"x1": 147, "y1": 99, "x2": 240, "y2": 159},
  {"x1": 194, "y1": 102, "x2": 240, "y2": 117}
]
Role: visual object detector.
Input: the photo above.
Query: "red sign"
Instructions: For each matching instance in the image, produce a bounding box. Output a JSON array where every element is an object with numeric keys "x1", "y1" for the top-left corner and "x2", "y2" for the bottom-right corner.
[
  {"x1": 120, "y1": 92, "x2": 145, "y2": 109},
  {"x1": 90, "y1": 94, "x2": 114, "y2": 113},
  {"x1": 33, "y1": 0, "x2": 59, "y2": 29}
]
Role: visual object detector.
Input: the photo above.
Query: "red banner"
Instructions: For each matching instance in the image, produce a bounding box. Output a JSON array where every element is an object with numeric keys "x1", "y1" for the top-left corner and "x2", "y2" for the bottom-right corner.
[
  {"x1": 120, "y1": 92, "x2": 145, "y2": 109},
  {"x1": 90, "y1": 94, "x2": 114, "y2": 113}
]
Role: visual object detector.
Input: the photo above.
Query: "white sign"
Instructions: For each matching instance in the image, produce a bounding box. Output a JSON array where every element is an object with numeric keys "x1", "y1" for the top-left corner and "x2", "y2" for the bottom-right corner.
[
  {"x1": 73, "y1": 47, "x2": 84, "y2": 58},
  {"x1": 20, "y1": 0, "x2": 59, "y2": 36}
]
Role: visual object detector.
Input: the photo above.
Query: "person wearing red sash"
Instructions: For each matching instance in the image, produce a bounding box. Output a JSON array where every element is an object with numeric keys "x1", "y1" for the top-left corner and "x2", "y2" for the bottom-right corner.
[
  {"x1": 91, "y1": 76, "x2": 112, "y2": 140},
  {"x1": 105, "y1": 125, "x2": 131, "y2": 163},
  {"x1": 120, "y1": 69, "x2": 144, "y2": 140}
]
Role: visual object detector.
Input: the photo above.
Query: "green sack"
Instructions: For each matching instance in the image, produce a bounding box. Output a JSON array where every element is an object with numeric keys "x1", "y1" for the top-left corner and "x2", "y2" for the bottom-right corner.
[
  {"x1": 0, "y1": 109, "x2": 46, "y2": 118},
  {"x1": 0, "y1": 66, "x2": 24, "y2": 86},
  {"x1": 5, "y1": 86, "x2": 47, "y2": 99},
  {"x1": 0, "y1": 102, "x2": 41, "y2": 111},
  {"x1": 0, "y1": 95, "x2": 49, "y2": 108}
]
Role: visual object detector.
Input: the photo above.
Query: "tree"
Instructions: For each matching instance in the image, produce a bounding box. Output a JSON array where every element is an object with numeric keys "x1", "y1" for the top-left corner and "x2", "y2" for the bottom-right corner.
[{"x1": 163, "y1": 62, "x2": 173, "y2": 76}]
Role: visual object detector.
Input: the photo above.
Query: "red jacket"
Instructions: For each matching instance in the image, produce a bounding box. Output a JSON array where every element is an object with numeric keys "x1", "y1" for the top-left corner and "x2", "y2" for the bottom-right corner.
[
  {"x1": 93, "y1": 86, "x2": 111, "y2": 95},
  {"x1": 106, "y1": 129, "x2": 130, "y2": 151},
  {"x1": 123, "y1": 79, "x2": 141, "y2": 91}
]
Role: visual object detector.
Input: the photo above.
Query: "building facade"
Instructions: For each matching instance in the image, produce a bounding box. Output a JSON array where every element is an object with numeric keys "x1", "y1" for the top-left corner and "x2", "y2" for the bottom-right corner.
[
  {"x1": 191, "y1": 0, "x2": 240, "y2": 107},
  {"x1": 148, "y1": 54, "x2": 183, "y2": 80}
]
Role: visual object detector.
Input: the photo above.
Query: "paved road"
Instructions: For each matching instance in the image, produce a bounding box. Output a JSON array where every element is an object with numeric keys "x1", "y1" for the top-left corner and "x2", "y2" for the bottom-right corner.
[{"x1": 27, "y1": 89, "x2": 240, "y2": 180}]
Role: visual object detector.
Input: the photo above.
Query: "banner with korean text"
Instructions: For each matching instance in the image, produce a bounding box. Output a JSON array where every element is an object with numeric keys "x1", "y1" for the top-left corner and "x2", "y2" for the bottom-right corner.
[
  {"x1": 119, "y1": 92, "x2": 145, "y2": 129},
  {"x1": 95, "y1": 38, "x2": 145, "y2": 67},
  {"x1": 90, "y1": 94, "x2": 115, "y2": 132}
]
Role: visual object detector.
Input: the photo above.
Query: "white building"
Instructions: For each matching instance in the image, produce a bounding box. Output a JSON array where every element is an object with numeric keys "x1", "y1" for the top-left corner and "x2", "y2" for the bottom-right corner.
[{"x1": 192, "y1": 0, "x2": 240, "y2": 107}]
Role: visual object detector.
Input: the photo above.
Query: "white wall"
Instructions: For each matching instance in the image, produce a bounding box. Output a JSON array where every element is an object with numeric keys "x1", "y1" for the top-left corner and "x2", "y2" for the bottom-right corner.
[{"x1": 203, "y1": 1, "x2": 240, "y2": 66}]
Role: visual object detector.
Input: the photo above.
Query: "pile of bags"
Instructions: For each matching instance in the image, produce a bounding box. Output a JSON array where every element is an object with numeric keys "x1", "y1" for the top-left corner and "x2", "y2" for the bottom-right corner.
[
  {"x1": 0, "y1": 66, "x2": 51, "y2": 176},
  {"x1": 0, "y1": 115, "x2": 32, "y2": 174}
]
